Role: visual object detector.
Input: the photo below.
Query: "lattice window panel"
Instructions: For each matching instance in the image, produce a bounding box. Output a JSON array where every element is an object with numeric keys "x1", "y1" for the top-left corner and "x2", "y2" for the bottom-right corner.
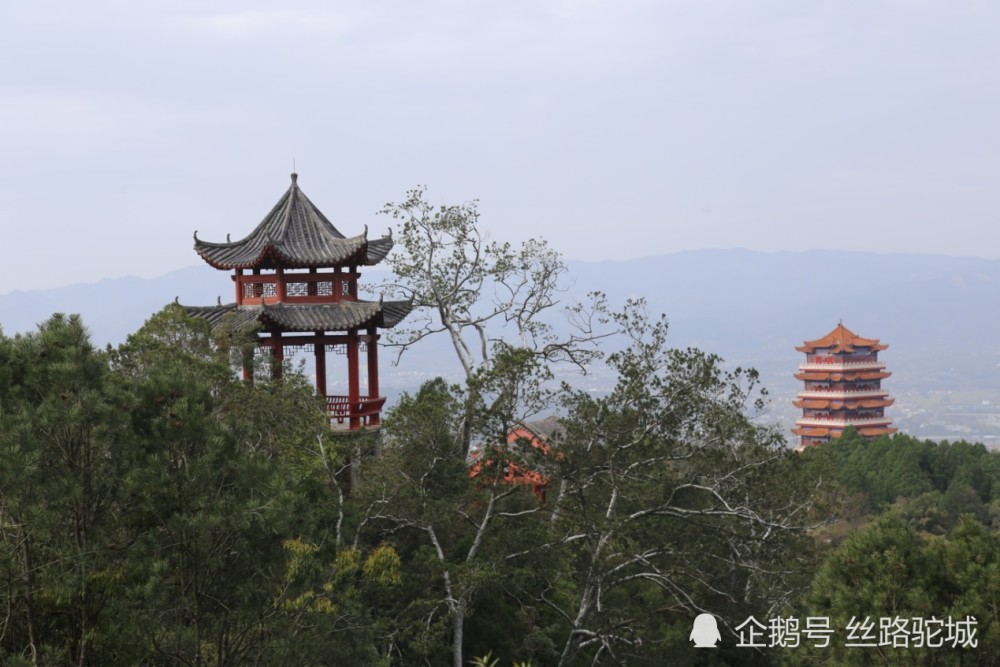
[
  {"x1": 243, "y1": 282, "x2": 277, "y2": 298},
  {"x1": 341, "y1": 281, "x2": 352, "y2": 296},
  {"x1": 316, "y1": 281, "x2": 333, "y2": 296},
  {"x1": 326, "y1": 344, "x2": 347, "y2": 355},
  {"x1": 287, "y1": 281, "x2": 309, "y2": 297}
]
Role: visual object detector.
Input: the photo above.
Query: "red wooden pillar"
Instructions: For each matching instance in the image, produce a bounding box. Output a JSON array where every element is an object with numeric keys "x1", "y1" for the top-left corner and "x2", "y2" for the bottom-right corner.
[
  {"x1": 366, "y1": 326, "x2": 380, "y2": 426},
  {"x1": 276, "y1": 267, "x2": 286, "y2": 301},
  {"x1": 315, "y1": 334, "x2": 327, "y2": 397},
  {"x1": 347, "y1": 329, "x2": 360, "y2": 429},
  {"x1": 272, "y1": 331, "x2": 283, "y2": 380}
]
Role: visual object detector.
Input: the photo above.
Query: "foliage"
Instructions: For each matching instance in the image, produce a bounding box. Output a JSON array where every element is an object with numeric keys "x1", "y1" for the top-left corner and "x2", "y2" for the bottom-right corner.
[
  {"x1": 355, "y1": 363, "x2": 554, "y2": 667},
  {"x1": 0, "y1": 307, "x2": 390, "y2": 665},
  {"x1": 514, "y1": 301, "x2": 816, "y2": 666},
  {"x1": 801, "y1": 430, "x2": 1000, "y2": 534},
  {"x1": 793, "y1": 512, "x2": 997, "y2": 666},
  {"x1": 471, "y1": 652, "x2": 533, "y2": 667},
  {"x1": 0, "y1": 314, "x2": 125, "y2": 665},
  {"x1": 10, "y1": 208, "x2": 1000, "y2": 666}
]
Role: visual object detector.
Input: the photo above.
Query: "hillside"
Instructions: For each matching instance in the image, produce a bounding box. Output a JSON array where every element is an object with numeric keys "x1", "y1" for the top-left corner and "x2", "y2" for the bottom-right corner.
[{"x1": 3, "y1": 249, "x2": 998, "y2": 441}]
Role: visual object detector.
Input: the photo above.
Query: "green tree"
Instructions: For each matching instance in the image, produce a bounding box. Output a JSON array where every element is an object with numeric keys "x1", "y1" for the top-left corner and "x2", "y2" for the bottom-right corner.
[
  {"x1": 0, "y1": 314, "x2": 126, "y2": 666},
  {"x1": 799, "y1": 512, "x2": 993, "y2": 666},
  {"x1": 105, "y1": 305, "x2": 345, "y2": 664},
  {"x1": 941, "y1": 516, "x2": 1000, "y2": 663},
  {"x1": 0, "y1": 306, "x2": 416, "y2": 664},
  {"x1": 504, "y1": 302, "x2": 816, "y2": 666},
  {"x1": 354, "y1": 347, "x2": 558, "y2": 667}
]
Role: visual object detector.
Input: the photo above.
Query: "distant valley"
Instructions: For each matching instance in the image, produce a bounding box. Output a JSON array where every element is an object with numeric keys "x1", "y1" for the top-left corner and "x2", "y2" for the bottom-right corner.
[{"x1": 2, "y1": 249, "x2": 998, "y2": 445}]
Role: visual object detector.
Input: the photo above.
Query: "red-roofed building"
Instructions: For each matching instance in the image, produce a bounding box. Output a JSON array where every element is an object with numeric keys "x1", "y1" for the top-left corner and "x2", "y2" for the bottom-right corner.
[
  {"x1": 469, "y1": 417, "x2": 563, "y2": 502},
  {"x1": 791, "y1": 323, "x2": 897, "y2": 449}
]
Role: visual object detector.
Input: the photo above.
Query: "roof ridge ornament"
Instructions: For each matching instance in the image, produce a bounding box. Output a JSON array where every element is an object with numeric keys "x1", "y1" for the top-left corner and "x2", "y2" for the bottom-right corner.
[{"x1": 291, "y1": 172, "x2": 298, "y2": 186}]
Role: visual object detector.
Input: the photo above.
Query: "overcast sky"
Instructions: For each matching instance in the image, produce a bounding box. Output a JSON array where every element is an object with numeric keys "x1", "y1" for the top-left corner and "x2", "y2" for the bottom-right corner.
[{"x1": 2, "y1": 0, "x2": 998, "y2": 292}]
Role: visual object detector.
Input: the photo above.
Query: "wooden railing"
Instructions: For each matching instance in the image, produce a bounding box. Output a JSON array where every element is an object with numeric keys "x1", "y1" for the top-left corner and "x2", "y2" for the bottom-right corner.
[
  {"x1": 797, "y1": 389, "x2": 888, "y2": 398},
  {"x1": 236, "y1": 272, "x2": 359, "y2": 306},
  {"x1": 798, "y1": 361, "x2": 885, "y2": 371},
  {"x1": 795, "y1": 416, "x2": 892, "y2": 427},
  {"x1": 326, "y1": 395, "x2": 387, "y2": 430}
]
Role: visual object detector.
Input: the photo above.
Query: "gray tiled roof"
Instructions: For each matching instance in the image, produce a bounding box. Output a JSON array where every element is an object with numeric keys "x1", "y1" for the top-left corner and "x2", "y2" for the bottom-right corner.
[
  {"x1": 184, "y1": 299, "x2": 413, "y2": 333},
  {"x1": 193, "y1": 174, "x2": 393, "y2": 269}
]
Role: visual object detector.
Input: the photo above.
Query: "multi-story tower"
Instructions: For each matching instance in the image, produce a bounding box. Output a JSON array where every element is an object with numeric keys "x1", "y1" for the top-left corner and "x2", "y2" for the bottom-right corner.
[
  {"x1": 185, "y1": 173, "x2": 412, "y2": 431},
  {"x1": 791, "y1": 323, "x2": 897, "y2": 449}
]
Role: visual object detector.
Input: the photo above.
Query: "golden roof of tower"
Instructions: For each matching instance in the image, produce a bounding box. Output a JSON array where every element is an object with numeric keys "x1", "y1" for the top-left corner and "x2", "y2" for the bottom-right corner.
[{"x1": 795, "y1": 323, "x2": 888, "y2": 353}]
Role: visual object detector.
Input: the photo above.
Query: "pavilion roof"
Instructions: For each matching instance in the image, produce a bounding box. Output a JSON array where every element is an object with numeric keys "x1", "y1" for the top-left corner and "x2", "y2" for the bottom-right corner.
[
  {"x1": 519, "y1": 416, "x2": 565, "y2": 442},
  {"x1": 183, "y1": 299, "x2": 412, "y2": 333},
  {"x1": 795, "y1": 323, "x2": 888, "y2": 353},
  {"x1": 193, "y1": 173, "x2": 393, "y2": 270}
]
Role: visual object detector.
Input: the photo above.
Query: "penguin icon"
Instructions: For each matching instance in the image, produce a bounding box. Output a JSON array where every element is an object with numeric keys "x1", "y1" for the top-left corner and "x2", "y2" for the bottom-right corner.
[{"x1": 690, "y1": 613, "x2": 721, "y2": 648}]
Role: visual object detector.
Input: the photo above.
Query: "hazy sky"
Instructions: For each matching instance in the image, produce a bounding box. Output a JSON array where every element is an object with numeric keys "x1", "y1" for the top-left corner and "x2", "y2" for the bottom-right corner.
[{"x1": 2, "y1": 0, "x2": 998, "y2": 292}]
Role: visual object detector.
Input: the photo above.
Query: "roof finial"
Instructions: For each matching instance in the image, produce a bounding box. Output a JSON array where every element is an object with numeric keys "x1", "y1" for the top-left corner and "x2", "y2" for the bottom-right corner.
[{"x1": 291, "y1": 172, "x2": 298, "y2": 185}]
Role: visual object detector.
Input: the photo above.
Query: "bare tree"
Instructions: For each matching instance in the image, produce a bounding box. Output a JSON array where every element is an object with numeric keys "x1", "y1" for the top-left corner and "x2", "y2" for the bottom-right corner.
[{"x1": 379, "y1": 187, "x2": 613, "y2": 379}]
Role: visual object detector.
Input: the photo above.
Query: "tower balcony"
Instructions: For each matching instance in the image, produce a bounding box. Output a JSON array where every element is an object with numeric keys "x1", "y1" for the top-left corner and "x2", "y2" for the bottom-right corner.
[
  {"x1": 798, "y1": 361, "x2": 885, "y2": 371},
  {"x1": 797, "y1": 389, "x2": 889, "y2": 399},
  {"x1": 327, "y1": 395, "x2": 386, "y2": 431},
  {"x1": 794, "y1": 416, "x2": 893, "y2": 428}
]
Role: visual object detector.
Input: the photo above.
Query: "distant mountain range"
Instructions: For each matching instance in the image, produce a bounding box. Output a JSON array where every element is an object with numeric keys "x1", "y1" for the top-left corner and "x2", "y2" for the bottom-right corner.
[{"x1": 3, "y1": 249, "x2": 999, "y2": 424}]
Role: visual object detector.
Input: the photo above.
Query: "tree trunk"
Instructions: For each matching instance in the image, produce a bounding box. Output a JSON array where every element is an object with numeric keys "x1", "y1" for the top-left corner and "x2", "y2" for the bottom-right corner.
[
  {"x1": 21, "y1": 537, "x2": 40, "y2": 667},
  {"x1": 452, "y1": 602, "x2": 466, "y2": 667}
]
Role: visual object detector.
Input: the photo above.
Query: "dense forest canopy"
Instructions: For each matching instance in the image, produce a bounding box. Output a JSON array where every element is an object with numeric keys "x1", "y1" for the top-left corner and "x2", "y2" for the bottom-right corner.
[{"x1": 1, "y1": 309, "x2": 996, "y2": 666}]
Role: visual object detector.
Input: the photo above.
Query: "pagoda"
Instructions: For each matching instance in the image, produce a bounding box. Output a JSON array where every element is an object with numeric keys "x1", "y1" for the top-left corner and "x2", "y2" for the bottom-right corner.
[
  {"x1": 185, "y1": 173, "x2": 411, "y2": 431},
  {"x1": 791, "y1": 323, "x2": 897, "y2": 449}
]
